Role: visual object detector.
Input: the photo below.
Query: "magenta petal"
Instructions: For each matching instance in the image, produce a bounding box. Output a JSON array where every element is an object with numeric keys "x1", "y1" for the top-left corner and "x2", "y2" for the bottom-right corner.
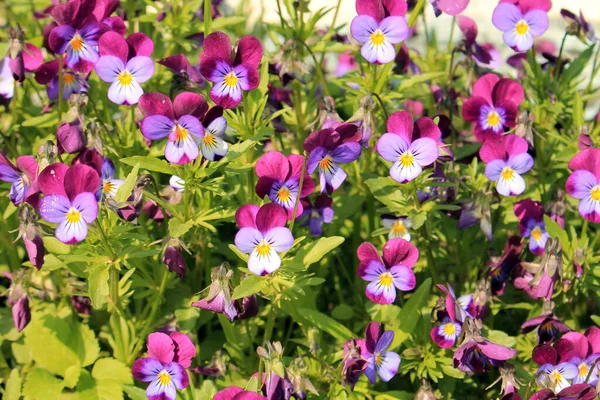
[
  {"x1": 479, "y1": 139, "x2": 506, "y2": 163},
  {"x1": 514, "y1": 199, "x2": 544, "y2": 221},
  {"x1": 39, "y1": 194, "x2": 70, "y2": 223},
  {"x1": 457, "y1": 16, "x2": 478, "y2": 46},
  {"x1": 16, "y1": 156, "x2": 38, "y2": 182},
  {"x1": 12, "y1": 296, "x2": 31, "y2": 333},
  {"x1": 141, "y1": 115, "x2": 175, "y2": 140},
  {"x1": 214, "y1": 387, "x2": 244, "y2": 400},
  {"x1": 23, "y1": 234, "x2": 45, "y2": 270},
  {"x1": 126, "y1": 32, "x2": 154, "y2": 58},
  {"x1": 413, "y1": 117, "x2": 441, "y2": 141},
  {"x1": 569, "y1": 148, "x2": 600, "y2": 179},
  {"x1": 503, "y1": 135, "x2": 529, "y2": 158},
  {"x1": 585, "y1": 326, "x2": 600, "y2": 354},
  {"x1": 98, "y1": 31, "x2": 128, "y2": 63},
  {"x1": 202, "y1": 32, "x2": 232, "y2": 64},
  {"x1": 431, "y1": 325, "x2": 455, "y2": 348},
  {"x1": 355, "y1": 0, "x2": 384, "y2": 21},
  {"x1": 561, "y1": 332, "x2": 590, "y2": 360},
  {"x1": 386, "y1": 111, "x2": 414, "y2": 143},
  {"x1": 478, "y1": 340, "x2": 517, "y2": 360},
  {"x1": 147, "y1": 332, "x2": 175, "y2": 364},
  {"x1": 23, "y1": 43, "x2": 43, "y2": 72},
  {"x1": 492, "y1": 78, "x2": 524, "y2": 106},
  {"x1": 65, "y1": 164, "x2": 100, "y2": 200},
  {"x1": 235, "y1": 204, "x2": 260, "y2": 228},
  {"x1": 255, "y1": 203, "x2": 287, "y2": 234},
  {"x1": 256, "y1": 151, "x2": 290, "y2": 181},
  {"x1": 38, "y1": 163, "x2": 69, "y2": 196},
  {"x1": 357, "y1": 242, "x2": 382, "y2": 263},
  {"x1": 170, "y1": 332, "x2": 196, "y2": 369},
  {"x1": 462, "y1": 96, "x2": 488, "y2": 124},
  {"x1": 438, "y1": 0, "x2": 469, "y2": 15},
  {"x1": 172, "y1": 92, "x2": 208, "y2": 119},
  {"x1": 365, "y1": 322, "x2": 382, "y2": 354},
  {"x1": 383, "y1": 238, "x2": 419, "y2": 268},
  {"x1": 51, "y1": 0, "x2": 80, "y2": 26},
  {"x1": 138, "y1": 92, "x2": 175, "y2": 119},
  {"x1": 132, "y1": 358, "x2": 162, "y2": 382},
  {"x1": 255, "y1": 176, "x2": 275, "y2": 199},
  {"x1": 472, "y1": 74, "x2": 499, "y2": 105},
  {"x1": 234, "y1": 35, "x2": 263, "y2": 69}
]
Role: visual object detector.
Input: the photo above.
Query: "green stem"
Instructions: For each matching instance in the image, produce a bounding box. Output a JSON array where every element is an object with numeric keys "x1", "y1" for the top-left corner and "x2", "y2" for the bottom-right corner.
[
  {"x1": 204, "y1": 0, "x2": 212, "y2": 36},
  {"x1": 371, "y1": 92, "x2": 389, "y2": 121},
  {"x1": 447, "y1": 17, "x2": 456, "y2": 53},
  {"x1": 554, "y1": 32, "x2": 568, "y2": 80},
  {"x1": 289, "y1": 155, "x2": 307, "y2": 231}
]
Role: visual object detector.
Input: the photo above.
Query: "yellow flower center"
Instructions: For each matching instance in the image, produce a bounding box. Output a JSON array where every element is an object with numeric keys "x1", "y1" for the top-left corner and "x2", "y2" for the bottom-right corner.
[
  {"x1": 378, "y1": 272, "x2": 393, "y2": 287},
  {"x1": 515, "y1": 20, "x2": 529, "y2": 36},
  {"x1": 487, "y1": 111, "x2": 501, "y2": 127},
  {"x1": 442, "y1": 323, "x2": 456, "y2": 336},
  {"x1": 591, "y1": 185, "x2": 600, "y2": 201},
  {"x1": 66, "y1": 208, "x2": 82, "y2": 224},
  {"x1": 63, "y1": 73, "x2": 76, "y2": 85},
  {"x1": 579, "y1": 364, "x2": 589, "y2": 377},
  {"x1": 375, "y1": 353, "x2": 383, "y2": 366},
  {"x1": 117, "y1": 70, "x2": 133, "y2": 86},
  {"x1": 531, "y1": 226, "x2": 543, "y2": 242},
  {"x1": 202, "y1": 133, "x2": 216, "y2": 146},
  {"x1": 392, "y1": 221, "x2": 406, "y2": 235},
  {"x1": 550, "y1": 370, "x2": 563, "y2": 385},
  {"x1": 224, "y1": 71, "x2": 238, "y2": 87},
  {"x1": 103, "y1": 180, "x2": 113, "y2": 194},
  {"x1": 277, "y1": 186, "x2": 292, "y2": 203},
  {"x1": 255, "y1": 240, "x2": 272, "y2": 257},
  {"x1": 157, "y1": 370, "x2": 171, "y2": 386},
  {"x1": 370, "y1": 30, "x2": 386, "y2": 46},
  {"x1": 399, "y1": 152, "x2": 414, "y2": 168},
  {"x1": 70, "y1": 34, "x2": 84, "y2": 52},
  {"x1": 501, "y1": 166, "x2": 514, "y2": 180},
  {"x1": 175, "y1": 124, "x2": 189, "y2": 141},
  {"x1": 319, "y1": 155, "x2": 333, "y2": 171}
]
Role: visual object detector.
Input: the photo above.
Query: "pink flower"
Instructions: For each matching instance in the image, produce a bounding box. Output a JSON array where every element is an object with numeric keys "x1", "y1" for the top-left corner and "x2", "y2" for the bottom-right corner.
[
  {"x1": 480, "y1": 134, "x2": 533, "y2": 196},
  {"x1": 566, "y1": 148, "x2": 600, "y2": 223},
  {"x1": 514, "y1": 199, "x2": 550, "y2": 255}
]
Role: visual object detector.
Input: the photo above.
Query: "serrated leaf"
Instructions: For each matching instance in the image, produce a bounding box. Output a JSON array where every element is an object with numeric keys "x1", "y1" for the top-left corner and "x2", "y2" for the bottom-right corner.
[
  {"x1": 88, "y1": 264, "x2": 110, "y2": 309},
  {"x1": 63, "y1": 365, "x2": 81, "y2": 388},
  {"x1": 232, "y1": 275, "x2": 266, "y2": 300},
  {"x1": 296, "y1": 307, "x2": 354, "y2": 341},
  {"x1": 120, "y1": 156, "x2": 175, "y2": 175},
  {"x1": 114, "y1": 163, "x2": 139, "y2": 202},
  {"x1": 23, "y1": 368, "x2": 64, "y2": 399},
  {"x1": 397, "y1": 278, "x2": 432, "y2": 336},
  {"x1": 5, "y1": 369, "x2": 22, "y2": 400},
  {"x1": 92, "y1": 358, "x2": 133, "y2": 385}
]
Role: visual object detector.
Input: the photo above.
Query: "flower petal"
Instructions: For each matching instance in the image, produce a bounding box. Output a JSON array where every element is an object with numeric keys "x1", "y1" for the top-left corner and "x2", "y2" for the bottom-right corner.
[
  {"x1": 147, "y1": 332, "x2": 175, "y2": 364},
  {"x1": 256, "y1": 203, "x2": 288, "y2": 233},
  {"x1": 234, "y1": 35, "x2": 263, "y2": 69},
  {"x1": 383, "y1": 238, "x2": 419, "y2": 268},
  {"x1": 379, "y1": 16, "x2": 409, "y2": 44},
  {"x1": 263, "y1": 227, "x2": 294, "y2": 253},
  {"x1": 357, "y1": 260, "x2": 387, "y2": 281},
  {"x1": 525, "y1": 9, "x2": 549, "y2": 36},
  {"x1": 127, "y1": 56, "x2": 155, "y2": 83},
  {"x1": 248, "y1": 247, "x2": 281, "y2": 275},
  {"x1": 410, "y1": 137, "x2": 439, "y2": 166},
  {"x1": 169, "y1": 332, "x2": 196, "y2": 369},
  {"x1": 132, "y1": 358, "x2": 162, "y2": 382},
  {"x1": 141, "y1": 115, "x2": 175, "y2": 140},
  {"x1": 492, "y1": 3, "x2": 523, "y2": 32},
  {"x1": 377, "y1": 133, "x2": 409, "y2": 162},
  {"x1": 95, "y1": 55, "x2": 124, "y2": 82},
  {"x1": 390, "y1": 265, "x2": 416, "y2": 291},
  {"x1": 350, "y1": 15, "x2": 378, "y2": 43},
  {"x1": 507, "y1": 153, "x2": 534, "y2": 174},
  {"x1": 256, "y1": 151, "x2": 290, "y2": 181},
  {"x1": 566, "y1": 170, "x2": 598, "y2": 199},
  {"x1": 485, "y1": 159, "x2": 507, "y2": 181},
  {"x1": 72, "y1": 192, "x2": 98, "y2": 223},
  {"x1": 376, "y1": 351, "x2": 400, "y2": 382},
  {"x1": 138, "y1": 92, "x2": 175, "y2": 119},
  {"x1": 39, "y1": 194, "x2": 70, "y2": 223},
  {"x1": 235, "y1": 227, "x2": 263, "y2": 253},
  {"x1": 65, "y1": 164, "x2": 100, "y2": 200}
]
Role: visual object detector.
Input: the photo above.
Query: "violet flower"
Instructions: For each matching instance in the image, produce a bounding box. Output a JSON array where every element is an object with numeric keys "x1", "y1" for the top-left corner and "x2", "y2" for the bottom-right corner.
[
  {"x1": 515, "y1": 199, "x2": 550, "y2": 256},
  {"x1": 530, "y1": 384, "x2": 598, "y2": 400},
  {"x1": 571, "y1": 356, "x2": 599, "y2": 385},
  {"x1": 158, "y1": 54, "x2": 205, "y2": 85},
  {"x1": 537, "y1": 362, "x2": 579, "y2": 392},
  {"x1": 162, "y1": 240, "x2": 186, "y2": 279},
  {"x1": 480, "y1": 134, "x2": 534, "y2": 196},
  {"x1": 57, "y1": 120, "x2": 85, "y2": 154},
  {"x1": 356, "y1": 239, "x2": 418, "y2": 304},
  {"x1": 199, "y1": 32, "x2": 263, "y2": 109},
  {"x1": 488, "y1": 236, "x2": 523, "y2": 296},
  {"x1": 37, "y1": 163, "x2": 100, "y2": 244},
  {"x1": 132, "y1": 331, "x2": 196, "y2": 400},
  {"x1": 234, "y1": 204, "x2": 294, "y2": 276},
  {"x1": 255, "y1": 151, "x2": 315, "y2": 219},
  {"x1": 18, "y1": 206, "x2": 46, "y2": 270},
  {"x1": 98, "y1": 158, "x2": 123, "y2": 200},
  {"x1": 521, "y1": 312, "x2": 570, "y2": 345},
  {"x1": 430, "y1": 312, "x2": 463, "y2": 349},
  {"x1": 304, "y1": 124, "x2": 362, "y2": 193},
  {"x1": 297, "y1": 195, "x2": 334, "y2": 236},
  {"x1": 0, "y1": 152, "x2": 39, "y2": 206},
  {"x1": 492, "y1": 2, "x2": 549, "y2": 52},
  {"x1": 565, "y1": 148, "x2": 600, "y2": 223},
  {"x1": 12, "y1": 296, "x2": 31, "y2": 333},
  {"x1": 436, "y1": 283, "x2": 476, "y2": 323},
  {"x1": 382, "y1": 214, "x2": 412, "y2": 241},
  {"x1": 192, "y1": 265, "x2": 237, "y2": 321},
  {"x1": 350, "y1": 0, "x2": 409, "y2": 64},
  {"x1": 35, "y1": 59, "x2": 88, "y2": 101},
  {"x1": 376, "y1": 112, "x2": 441, "y2": 184},
  {"x1": 362, "y1": 322, "x2": 401, "y2": 383},
  {"x1": 457, "y1": 16, "x2": 493, "y2": 66},
  {"x1": 342, "y1": 339, "x2": 368, "y2": 390}
]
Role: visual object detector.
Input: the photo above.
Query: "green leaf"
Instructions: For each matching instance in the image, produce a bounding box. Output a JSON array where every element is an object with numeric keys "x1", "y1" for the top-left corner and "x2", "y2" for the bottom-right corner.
[
  {"x1": 122, "y1": 385, "x2": 148, "y2": 400},
  {"x1": 92, "y1": 358, "x2": 133, "y2": 386},
  {"x1": 302, "y1": 236, "x2": 345, "y2": 266},
  {"x1": 296, "y1": 307, "x2": 354, "y2": 341},
  {"x1": 88, "y1": 264, "x2": 110, "y2": 309},
  {"x1": 76, "y1": 359, "x2": 131, "y2": 400},
  {"x1": 168, "y1": 218, "x2": 193, "y2": 238},
  {"x1": 544, "y1": 215, "x2": 570, "y2": 252},
  {"x1": 21, "y1": 112, "x2": 59, "y2": 128},
  {"x1": 42, "y1": 236, "x2": 71, "y2": 255},
  {"x1": 120, "y1": 156, "x2": 176, "y2": 175},
  {"x1": 232, "y1": 275, "x2": 266, "y2": 300},
  {"x1": 561, "y1": 44, "x2": 596, "y2": 87},
  {"x1": 488, "y1": 330, "x2": 517, "y2": 348},
  {"x1": 24, "y1": 319, "x2": 81, "y2": 376},
  {"x1": 63, "y1": 365, "x2": 81, "y2": 388},
  {"x1": 4, "y1": 369, "x2": 22, "y2": 400},
  {"x1": 23, "y1": 368, "x2": 64, "y2": 399},
  {"x1": 397, "y1": 278, "x2": 432, "y2": 336},
  {"x1": 228, "y1": 244, "x2": 249, "y2": 262},
  {"x1": 114, "y1": 163, "x2": 139, "y2": 202},
  {"x1": 365, "y1": 177, "x2": 406, "y2": 210}
]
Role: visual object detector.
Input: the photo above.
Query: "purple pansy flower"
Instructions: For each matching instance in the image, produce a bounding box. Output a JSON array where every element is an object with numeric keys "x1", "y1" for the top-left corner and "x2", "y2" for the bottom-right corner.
[
  {"x1": 158, "y1": 54, "x2": 205, "y2": 85},
  {"x1": 35, "y1": 59, "x2": 89, "y2": 102},
  {"x1": 515, "y1": 199, "x2": 550, "y2": 256},
  {"x1": 255, "y1": 151, "x2": 315, "y2": 219},
  {"x1": 37, "y1": 163, "x2": 100, "y2": 244},
  {"x1": 488, "y1": 236, "x2": 523, "y2": 296},
  {"x1": 169, "y1": 176, "x2": 185, "y2": 193},
  {"x1": 362, "y1": 322, "x2": 401, "y2": 383},
  {"x1": 376, "y1": 112, "x2": 441, "y2": 184},
  {"x1": 304, "y1": 124, "x2": 362, "y2": 193},
  {"x1": 492, "y1": 2, "x2": 549, "y2": 52},
  {"x1": 98, "y1": 158, "x2": 123, "y2": 200},
  {"x1": 234, "y1": 204, "x2": 294, "y2": 276},
  {"x1": 48, "y1": 0, "x2": 110, "y2": 73},
  {"x1": 132, "y1": 331, "x2": 196, "y2": 400},
  {"x1": 480, "y1": 134, "x2": 534, "y2": 196},
  {"x1": 342, "y1": 339, "x2": 368, "y2": 390},
  {"x1": 457, "y1": 16, "x2": 494, "y2": 67},
  {"x1": 356, "y1": 239, "x2": 418, "y2": 304},
  {"x1": 350, "y1": 0, "x2": 409, "y2": 64},
  {"x1": 436, "y1": 283, "x2": 476, "y2": 323},
  {"x1": 430, "y1": 0, "x2": 470, "y2": 16},
  {"x1": 191, "y1": 264, "x2": 237, "y2": 321},
  {"x1": 214, "y1": 387, "x2": 267, "y2": 400},
  {"x1": 462, "y1": 74, "x2": 525, "y2": 142},
  {"x1": 199, "y1": 32, "x2": 263, "y2": 109},
  {"x1": 521, "y1": 312, "x2": 571, "y2": 345},
  {"x1": 95, "y1": 31, "x2": 154, "y2": 105},
  {"x1": 566, "y1": 148, "x2": 600, "y2": 223},
  {"x1": 537, "y1": 362, "x2": 579, "y2": 392},
  {"x1": 162, "y1": 240, "x2": 186, "y2": 279},
  {"x1": 530, "y1": 384, "x2": 598, "y2": 400},
  {"x1": 431, "y1": 313, "x2": 463, "y2": 349},
  {"x1": 0, "y1": 57, "x2": 16, "y2": 100},
  {"x1": 297, "y1": 195, "x2": 335, "y2": 236},
  {"x1": 571, "y1": 356, "x2": 599, "y2": 385},
  {"x1": 0, "y1": 152, "x2": 39, "y2": 207}
]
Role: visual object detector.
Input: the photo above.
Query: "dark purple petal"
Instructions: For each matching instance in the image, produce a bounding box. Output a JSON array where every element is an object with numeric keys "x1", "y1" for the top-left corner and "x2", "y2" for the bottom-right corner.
[
  {"x1": 64, "y1": 164, "x2": 100, "y2": 200},
  {"x1": 234, "y1": 35, "x2": 263, "y2": 69}
]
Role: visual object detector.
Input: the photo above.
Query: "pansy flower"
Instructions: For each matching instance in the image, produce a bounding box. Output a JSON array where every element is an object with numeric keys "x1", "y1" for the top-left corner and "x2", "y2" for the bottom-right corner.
[
  {"x1": 0, "y1": 152, "x2": 39, "y2": 206},
  {"x1": 95, "y1": 31, "x2": 155, "y2": 105},
  {"x1": 297, "y1": 195, "x2": 334, "y2": 236},
  {"x1": 381, "y1": 214, "x2": 412, "y2": 241},
  {"x1": 362, "y1": 322, "x2": 401, "y2": 383},
  {"x1": 342, "y1": 339, "x2": 368, "y2": 390},
  {"x1": 37, "y1": 163, "x2": 99, "y2": 244},
  {"x1": 493, "y1": 2, "x2": 549, "y2": 52},
  {"x1": 462, "y1": 74, "x2": 525, "y2": 142},
  {"x1": 521, "y1": 313, "x2": 570, "y2": 345},
  {"x1": 234, "y1": 204, "x2": 294, "y2": 276},
  {"x1": 214, "y1": 387, "x2": 266, "y2": 400},
  {"x1": 488, "y1": 236, "x2": 523, "y2": 296},
  {"x1": 304, "y1": 124, "x2": 362, "y2": 193},
  {"x1": 457, "y1": 16, "x2": 494, "y2": 67},
  {"x1": 199, "y1": 32, "x2": 263, "y2": 108},
  {"x1": 436, "y1": 283, "x2": 476, "y2": 323},
  {"x1": 98, "y1": 158, "x2": 123, "y2": 200},
  {"x1": 0, "y1": 57, "x2": 15, "y2": 100},
  {"x1": 566, "y1": 148, "x2": 600, "y2": 223},
  {"x1": 48, "y1": 0, "x2": 110, "y2": 73},
  {"x1": 350, "y1": 0, "x2": 410, "y2": 64},
  {"x1": 537, "y1": 363, "x2": 579, "y2": 392},
  {"x1": 430, "y1": 0, "x2": 470, "y2": 16},
  {"x1": 170, "y1": 176, "x2": 185, "y2": 193},
  {"x1": 571, "y1": 356, "x2": 599, "y2": 385},
  {"x1": 376, "y1": 112, "x2": 441, "y2": 184},
  {"x1": 480, "y1": 134, "x2": 534, "y2": 196},
  {"x1": 255, "y1": 151, "x2": 315, "y2": 219},
  {"x1": 431, "y1": 312, "x2": 463, "y2": 349},
  {"x1": 132, "y1": 331, "x2": 196, "y2": 400},
  {"x1": 515, "y1": 199, "x2": 550, "y2": 256},
  {"x1": 35, "y1": 59, "x2": 89, "y2": 101},
  {"x1": 356, "y1": 239, "x2": 418, "y2": 304},
  {"x1": 158, "y1": 54, "x2": 205, "y2": 86}
]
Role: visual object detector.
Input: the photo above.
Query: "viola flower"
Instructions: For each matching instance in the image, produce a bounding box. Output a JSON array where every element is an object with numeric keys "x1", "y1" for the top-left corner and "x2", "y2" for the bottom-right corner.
[
  {"x1": 376, "y1": 112, "x2": 441, "y2": 184},
  {"x1": 234, "y1": 204, "x2": 294, "y2": 276},
  {"x1": 192, "y1": 264, "x2": 237, "y2": 321},
  {"x1": 304, "y1": 124, "x2": 362, "y2": 193},
  {"x1": 457, "y1": 16, "x2": 493, "y2": 67},
  {"x1": 158, "y1": 54, "x2": 205, "y2": 86},
  {"x1": 480, "y1": 134, "x2": 534, "y2": 196},
  {"x1": 431, "y1": 313, "x2": 463, "y2": 349},
  {"x1": 430, "y1": 0, "x2": 470, "y2": 16},
  {"x1": 335, "y1": 51, "x2": 357, "y2": 77},
  {"x1": 571, "y1": 356, "x2": 599, "y2": 385},
  {"x1": 462, "y1": 74, "x2": 525, "y2": 142},
  {"x1": 381, "y1": 215, "x2": 412, "y2": 241},
  {"x1": 0, "y1": 152, "x2": 39, "y2": 206},
  {"x1": 362, "y1": 322, "x2": 401, "y2": 383},
  {"x1": 12, "y1": 296, "x2": 31, "y2": 333},
  {"x1": 356, "y1": 239, "x2": 418, "y2": 304},
  {"x1": 342, "y1": 339, "x2": 368, "y2": 390},
  {"x1": 139, "y1": 92, "x2": 227, "y2": 164},
  {"x1": 488, "y1": 236, "x2": 523, "y2": 296},
  {"x1": 170, "y1": 176, "x2": 185, "y2": 193},
  {"x1": 214, "y1": 387, "x2": 266, "y2": 400},
  {"x1": 162, "y1": 239, "x2": 186, "y2": 279},
  {"x1": 537, "y1": 363, "x2": 579, "y2": 392},
  {"x1": 0, "y1": 57, "x2": 15, "y2": 100},
  {"x1": 56, "y1": 120, "x2": 85, "y2": 154},
  {"x1": 95, "y1": 32, "x2": 155, "y2": 105},
  {"x1": 565, "y1": 148, "x2": 600, "y2": 223},
  {"x1": 297, "y1": 195, "x2": 334, "y2": 236},
  {"x1": 436, "y1": 284, "x2": 476, "y2": 323},
  {"x1": 35, "y1": 60, "x2": 89, "y2": 101},
  {"x1": 18, "y1": 207, "x2": 45, "y2": 270},
  {"x1": 521, "y1": 313, "x2": 570, "y2": 344},
  {"x1": 492, "y1": 2, "x2": 549, "y2": 52},
  {"x1": 199, "y1": 32, "x2": 263, "y2": 108},
  {"x1": 37, "y1": 163, "x2": 100, "y2": 244},
  {"x1": 515, "y1": 199, "x2": 550, "y2": 255},
  {"x1": 48, "y1": 0, "x2": 110, "y2": 73},
  {"x1": 132, "y1": 331, "x2": 196, "y2": 400},
  {"x1": 255, "y1": 152, "x2": 315, "y2": 219},
  {"x1": 98, "y1": 158, "x2": 123, "y2": 200},
  {"x1": 350, "y1": 0, "x2": 410, "y2": 64}
]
